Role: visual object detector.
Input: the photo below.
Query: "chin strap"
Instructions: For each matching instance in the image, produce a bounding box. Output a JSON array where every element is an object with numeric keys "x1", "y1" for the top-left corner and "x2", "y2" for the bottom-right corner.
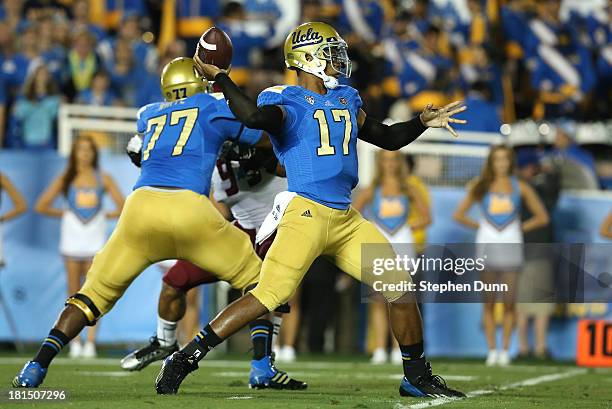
[
  {"x1": 322, "y1": 72, "x2": 339, "y2": 89},
  {"x1": 305, "y1": 59, "x2": 339, "y2": 89}
]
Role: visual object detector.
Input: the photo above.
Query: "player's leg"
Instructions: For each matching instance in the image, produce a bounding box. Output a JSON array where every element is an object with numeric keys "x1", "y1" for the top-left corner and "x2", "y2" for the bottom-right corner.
[
  {"x1": 13, "y1": 191, "x2": 156, "y2": 387},
  {"x1": 14, "y1": 238, "x2": 151, "y2": 387},
  {"x1": 242, "y1": 234, "x2": 305, "y2": 389},
  {"x1": 241, "y1": 287, "x2": 306, "y2": 390},
  {"x1": 120, "y1": 282, "x2": 184, "y2": 371},
  {"x1": 121, "y1": 260, "x2": 219, "y2": 371},
  {"x1": 156, "y1": 195, "x2": 325, "y2": 394},
  {"x1": 258, "y1": 232, "x2": 300, "y2": 364},
  {"x1": 330, "y1": 211, "x2": 464, "y2": 398},
  {"x1": 63, "y1": 258, "x2": 83, "y2": 358},
  {"x1": 180, "y1": 288, "x2": 201, "y2": 343}
]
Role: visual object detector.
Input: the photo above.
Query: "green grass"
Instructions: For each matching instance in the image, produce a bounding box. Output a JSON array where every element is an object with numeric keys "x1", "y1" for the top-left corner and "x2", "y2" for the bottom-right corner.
[{"x1": 1, "y1": 354, "x2": 610, "y2": 408}]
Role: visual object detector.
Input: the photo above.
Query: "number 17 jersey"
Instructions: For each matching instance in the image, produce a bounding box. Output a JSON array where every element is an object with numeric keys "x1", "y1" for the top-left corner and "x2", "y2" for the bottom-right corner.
[{"x1": 257, "y1": 85, "x2": 362, "y2": 210}]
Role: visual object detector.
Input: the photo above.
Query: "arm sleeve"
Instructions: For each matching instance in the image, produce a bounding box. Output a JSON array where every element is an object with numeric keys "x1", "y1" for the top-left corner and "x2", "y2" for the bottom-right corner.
[
  {"x1": 214, "y1": 73, "x2": 284, "y2": 134},
  {"x1": 357, "y1": 115, "x2": 427, "y2": 151}
]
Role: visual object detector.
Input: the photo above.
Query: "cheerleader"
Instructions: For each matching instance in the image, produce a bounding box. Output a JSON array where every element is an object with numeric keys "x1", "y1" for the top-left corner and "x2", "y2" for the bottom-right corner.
[
  {"x1": 35, "y1": 135, "x2": 124, "y2": 358},
  {"x1": 454, "y1": 145, "x2": 548, "y2": 367},
  {"x1": 0, "y1": 173, "x2": 28, "y2": 267},
  {"x1": 354, "y1": 150, "x2": 431, "y2": 364}
]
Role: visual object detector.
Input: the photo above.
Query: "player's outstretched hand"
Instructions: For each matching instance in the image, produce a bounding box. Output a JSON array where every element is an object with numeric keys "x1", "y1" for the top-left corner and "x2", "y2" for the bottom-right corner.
[
  {"x1": 419, "y1": 101, "x2": 467, "y2": 138},
  {"x1": 193, "y1": 55, "x2": 230, "y2": 80}
]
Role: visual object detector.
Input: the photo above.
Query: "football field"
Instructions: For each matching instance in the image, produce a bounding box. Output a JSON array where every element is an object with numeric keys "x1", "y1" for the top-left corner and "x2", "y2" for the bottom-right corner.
[{"x1": 1, "y1": 355, "x2": 611, "y2": 408}]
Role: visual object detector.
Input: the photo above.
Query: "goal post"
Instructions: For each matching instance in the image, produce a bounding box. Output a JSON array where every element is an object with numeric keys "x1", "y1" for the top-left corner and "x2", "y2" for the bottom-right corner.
[{"x1": 58, "y1": 104, "x2": 139, "y2": 156}]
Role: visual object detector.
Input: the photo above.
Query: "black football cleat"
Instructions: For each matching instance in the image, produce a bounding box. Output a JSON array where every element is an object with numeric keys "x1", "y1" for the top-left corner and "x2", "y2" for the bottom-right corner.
[
  {"x1": 155, "y1": 351, "x2": 198, "y2": 395},
  {"x1": 121, "y1": 336, "x2": 178, "y2": 371},
  {"x1": 400, "y1": 362, "x2": 466, "y2": 398}
]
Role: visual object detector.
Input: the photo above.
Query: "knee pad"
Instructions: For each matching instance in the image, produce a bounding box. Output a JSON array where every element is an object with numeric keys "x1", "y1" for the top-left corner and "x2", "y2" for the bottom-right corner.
[
  {"x1": 274, "y1": 302, "x2": 291, "y2": 314},
  {"x1": 65, "y1": 293, "x2": 101, "y2": 326}
]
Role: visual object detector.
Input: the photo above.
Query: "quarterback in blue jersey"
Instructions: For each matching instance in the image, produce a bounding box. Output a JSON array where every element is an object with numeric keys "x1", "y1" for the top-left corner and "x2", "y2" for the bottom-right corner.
[
  {"x1": 156, "y1": 23, "x2": 467, "y2": 398},
  {"x1": 12, "y1": 58, "x2": 275, "y2": 388}
]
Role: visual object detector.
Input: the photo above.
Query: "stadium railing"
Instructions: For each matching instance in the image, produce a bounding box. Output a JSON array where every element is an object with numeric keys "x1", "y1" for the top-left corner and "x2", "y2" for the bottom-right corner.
[{"x1": 58, "y1": 103, "x2": 611, "y2": 189}]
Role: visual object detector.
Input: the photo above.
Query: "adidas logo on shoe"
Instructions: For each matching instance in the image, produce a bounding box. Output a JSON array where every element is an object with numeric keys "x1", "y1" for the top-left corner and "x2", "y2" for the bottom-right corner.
[{"x1": 301, "y1": 210, "x2": 312, "y2": 218}]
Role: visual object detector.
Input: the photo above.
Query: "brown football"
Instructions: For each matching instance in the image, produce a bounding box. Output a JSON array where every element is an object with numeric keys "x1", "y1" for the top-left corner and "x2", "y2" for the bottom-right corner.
[{"x1": 195, "y1": 26, "x2": 233, "y2": 69}]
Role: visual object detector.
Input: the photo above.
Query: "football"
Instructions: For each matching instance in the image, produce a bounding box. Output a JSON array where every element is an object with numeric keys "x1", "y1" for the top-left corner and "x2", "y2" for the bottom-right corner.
[{"x1": 195, "y1": 26, "x2": 233, "y2": 69}]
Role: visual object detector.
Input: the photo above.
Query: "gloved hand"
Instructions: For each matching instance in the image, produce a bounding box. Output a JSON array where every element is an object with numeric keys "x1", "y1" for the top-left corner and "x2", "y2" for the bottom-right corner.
[{"x1": 126, "y1": 134, "x2": 143, "y2": 167}]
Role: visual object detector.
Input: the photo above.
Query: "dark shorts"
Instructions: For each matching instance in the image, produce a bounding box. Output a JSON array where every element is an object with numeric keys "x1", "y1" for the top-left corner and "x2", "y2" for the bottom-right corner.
[{"x1": 162, "y1": 221, "x2": 261, "y2": 292}]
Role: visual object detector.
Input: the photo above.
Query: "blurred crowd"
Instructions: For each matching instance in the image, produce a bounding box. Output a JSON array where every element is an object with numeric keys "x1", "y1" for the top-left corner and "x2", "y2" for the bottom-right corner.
[{"x1": 0, "y1": 0, "x2": 610, "y2": 150}]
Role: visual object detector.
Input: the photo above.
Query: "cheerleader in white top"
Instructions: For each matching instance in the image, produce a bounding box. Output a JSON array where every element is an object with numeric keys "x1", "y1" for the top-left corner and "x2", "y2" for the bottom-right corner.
[
  {"x1": 454, "y1": 145, "x2": 548, "y2": 367},
  {"x1": 35, "y1": 136, "x2": 124, "y2": 358},
  {"x1": 354, "y1": 150, "x2": 431, "y2": 365}
]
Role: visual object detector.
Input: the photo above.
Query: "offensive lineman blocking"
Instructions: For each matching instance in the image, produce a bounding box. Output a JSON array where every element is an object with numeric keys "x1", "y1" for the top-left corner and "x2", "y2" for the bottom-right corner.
[{"x1": 12, "y1": 58, "x2": 286, "y2": 388}]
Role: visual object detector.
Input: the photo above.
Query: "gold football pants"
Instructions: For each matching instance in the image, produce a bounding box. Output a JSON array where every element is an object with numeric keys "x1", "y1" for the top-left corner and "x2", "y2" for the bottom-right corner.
[
  {"x1": 79, "y1": 187, "x2": 261, "y2": 315},
  {"x1": 250, "y1": 195, "x2": 409, "y2": 311}
]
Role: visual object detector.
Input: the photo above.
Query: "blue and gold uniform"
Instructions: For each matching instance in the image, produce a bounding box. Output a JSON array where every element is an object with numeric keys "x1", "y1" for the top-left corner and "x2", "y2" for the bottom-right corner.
[
  {"x1": 134, "y1": 92, "x2": 259, "y2": 195},
  {"x1": 249, "y1": 84, "x2": 409, "y2": 310},
  {"x1": 258, "y1": 85, "x2": 361, "y2": 209},
  {"x1": 78, "y1": 87, "x2": 264, "y2": 317}
]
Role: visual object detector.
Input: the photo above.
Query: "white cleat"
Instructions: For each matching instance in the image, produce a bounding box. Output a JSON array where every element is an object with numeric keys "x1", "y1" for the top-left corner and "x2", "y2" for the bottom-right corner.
[
  {"x1": 370, "y1": 348, "x2": 388, "y2": 365},
  {"x1": 69, "y1": 341, "x2": 82, "y2": 359},
  {"x1": 485, "y1": 349, "x2": 498, "y2": 367},
  {"x1": 82, "y1": 342, "x2": 97, "y2": 359}
]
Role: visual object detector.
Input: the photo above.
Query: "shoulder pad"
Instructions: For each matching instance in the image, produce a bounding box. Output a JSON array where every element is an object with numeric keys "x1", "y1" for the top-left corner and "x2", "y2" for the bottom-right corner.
[{"x1": 257, "y1": 85, "x2": 289, "y2": 107}]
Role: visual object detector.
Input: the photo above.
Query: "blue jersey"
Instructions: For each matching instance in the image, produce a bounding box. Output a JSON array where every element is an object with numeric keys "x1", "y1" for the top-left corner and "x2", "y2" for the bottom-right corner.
[
  {"x1": 257, "y1": 85, "x2": 362, "y2": 209},
  {"x1": 134, "y1": 93, "x2": 262, "y2": 195}
]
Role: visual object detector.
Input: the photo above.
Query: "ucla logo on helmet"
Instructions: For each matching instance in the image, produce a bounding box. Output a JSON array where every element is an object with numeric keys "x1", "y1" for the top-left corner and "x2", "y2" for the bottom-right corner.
[
  {"x1": 339, "y1": 97, "x2": 348, "y2": 105},
  {"x1": 305, "y1": 95, "x2": 315, "y2": 105},
  {"x1": 291, "y1": 28, "x2": 323, "y2": 49}
]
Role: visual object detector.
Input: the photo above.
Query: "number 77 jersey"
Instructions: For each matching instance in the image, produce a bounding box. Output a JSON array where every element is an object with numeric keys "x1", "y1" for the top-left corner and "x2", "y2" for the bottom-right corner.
[
  {"x1": 134, "y1": 92, "x2": 262, "y2": 195},
  {"x1": 257, "y1": 84, "x2": 362, "y2": 210}
]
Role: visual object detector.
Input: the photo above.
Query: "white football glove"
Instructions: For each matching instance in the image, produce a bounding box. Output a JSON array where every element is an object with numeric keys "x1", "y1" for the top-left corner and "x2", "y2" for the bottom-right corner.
[{"x1": 127, "y1": 134, "x2": 143, "y2": 153}]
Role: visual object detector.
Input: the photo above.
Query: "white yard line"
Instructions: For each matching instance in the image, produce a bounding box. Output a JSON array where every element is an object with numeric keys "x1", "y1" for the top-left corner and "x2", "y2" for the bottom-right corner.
[{"x1": 396, "y1": 368, "x2": 588, "y2": 409}]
